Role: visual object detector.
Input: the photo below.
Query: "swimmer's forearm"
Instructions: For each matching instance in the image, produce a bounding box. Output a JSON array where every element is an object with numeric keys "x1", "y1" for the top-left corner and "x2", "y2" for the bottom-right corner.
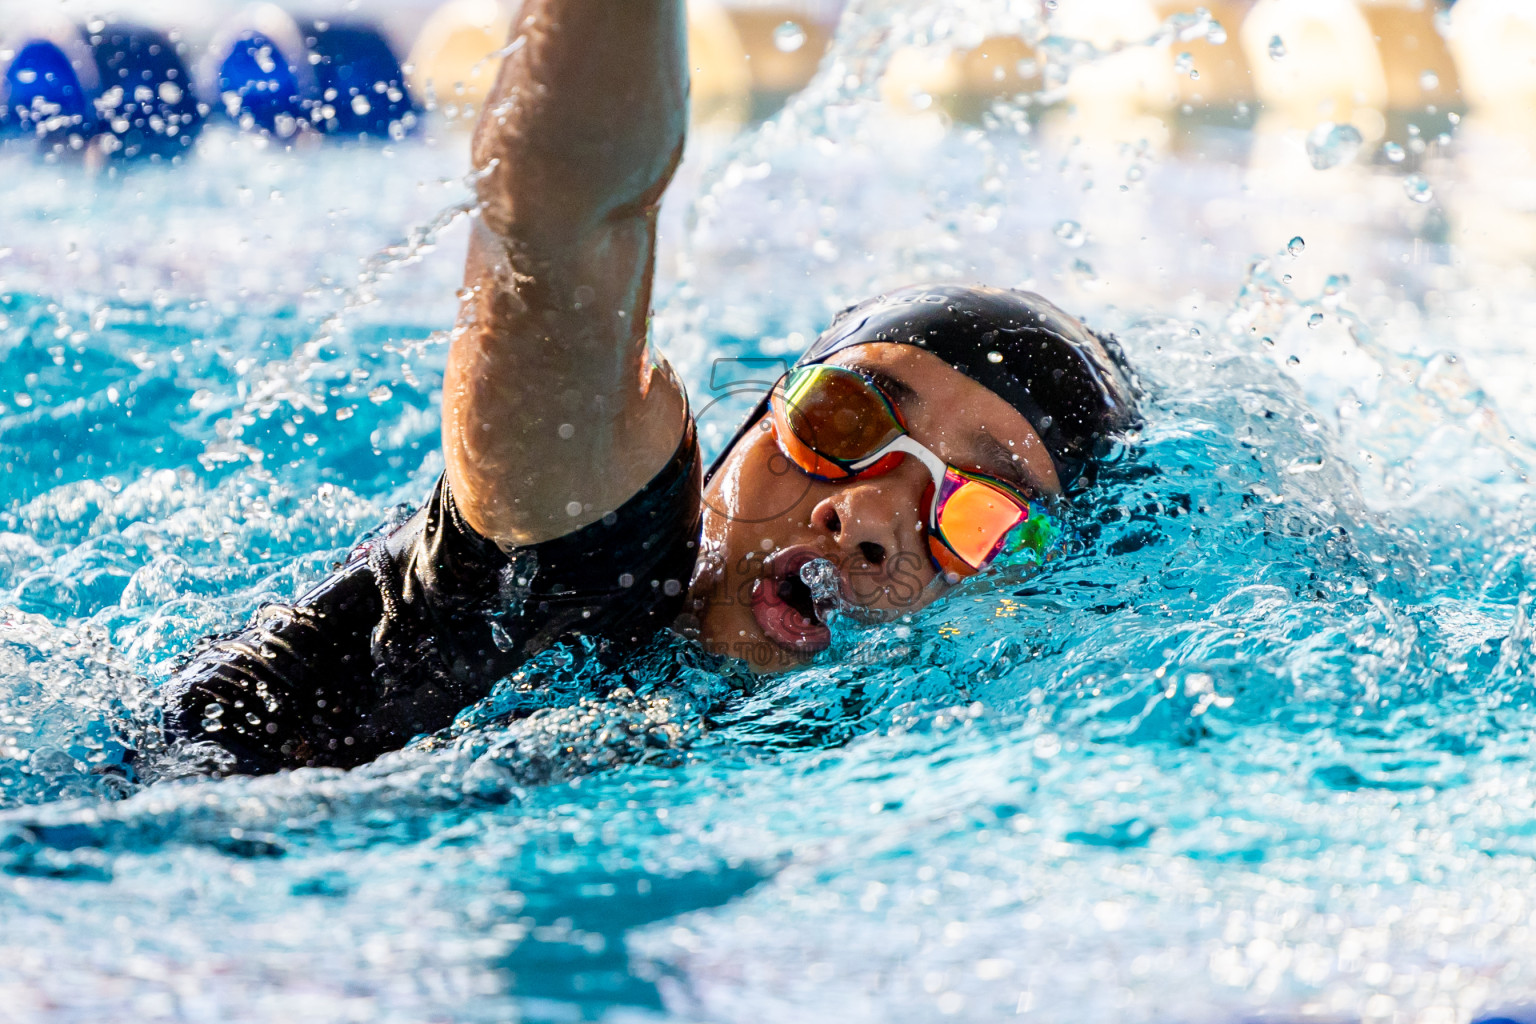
[{"x1": 472, "y1": 0, "x2": 688, "y2": 242}]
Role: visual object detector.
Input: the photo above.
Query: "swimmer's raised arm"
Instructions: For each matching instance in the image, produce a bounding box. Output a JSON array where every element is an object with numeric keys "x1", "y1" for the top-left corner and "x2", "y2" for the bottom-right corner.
[{"x1": 443, "y1": 0, "x2": 690, "y2": 547}]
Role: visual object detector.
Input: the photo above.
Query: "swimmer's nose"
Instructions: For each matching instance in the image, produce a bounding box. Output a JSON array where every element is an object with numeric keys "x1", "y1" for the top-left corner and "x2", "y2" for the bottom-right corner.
[{"x1": 810, "y1": 479, "x2": 918, "y2": 574}]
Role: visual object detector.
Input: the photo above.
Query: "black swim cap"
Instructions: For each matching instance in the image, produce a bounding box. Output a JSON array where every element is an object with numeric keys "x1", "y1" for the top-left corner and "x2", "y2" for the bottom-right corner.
[{"x1": 707, "y1": 284, "x2": 1140, "y2": 489}]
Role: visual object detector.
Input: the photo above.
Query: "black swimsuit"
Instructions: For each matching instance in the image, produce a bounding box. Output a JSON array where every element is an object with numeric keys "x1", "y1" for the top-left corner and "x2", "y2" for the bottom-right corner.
[{"x1": 162, "y1": 422, "x2": 701, "y2": 774}]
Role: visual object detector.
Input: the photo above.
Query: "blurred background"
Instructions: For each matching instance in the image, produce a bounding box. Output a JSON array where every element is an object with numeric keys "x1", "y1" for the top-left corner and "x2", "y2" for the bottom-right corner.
[{"x1": 1, "y1": 0, "x2": 1532, "y2": 440}]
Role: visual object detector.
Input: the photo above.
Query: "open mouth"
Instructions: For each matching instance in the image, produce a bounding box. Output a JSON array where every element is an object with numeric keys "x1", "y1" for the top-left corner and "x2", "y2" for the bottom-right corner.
[{"x1": 751, "y1": 547, "x2": 835, "y2": 655}]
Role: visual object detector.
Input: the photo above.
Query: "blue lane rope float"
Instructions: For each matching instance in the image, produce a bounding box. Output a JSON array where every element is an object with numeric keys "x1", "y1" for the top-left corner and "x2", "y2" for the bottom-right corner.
[
  {"x1": 203, "y1": 5, "x2": 313, "y2": 136},
  {"x1": 298, "y1": 21, "x2": 417, "y2": 138},
  {"x1": 203, "y1": 5, "x2": 415, "y2": 140},
  {"x1": 1, "y1": 18, "x2": 201, "y2": 162},
  {"x1": 0, "y1": 20, "x2": 98, "y2": 149},
  {"x1": 84, "y1": 22, "x2": 203, "y2": 161}
]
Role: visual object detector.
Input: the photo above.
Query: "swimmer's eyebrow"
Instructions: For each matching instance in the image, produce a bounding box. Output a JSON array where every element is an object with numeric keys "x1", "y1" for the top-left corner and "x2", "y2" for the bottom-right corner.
[
  {"x1": 973, "y1": 430, "x2": 1035, "y2": 492},
  {"x1": 862, "y1": 368, "x2": 918, "y2": 405}
]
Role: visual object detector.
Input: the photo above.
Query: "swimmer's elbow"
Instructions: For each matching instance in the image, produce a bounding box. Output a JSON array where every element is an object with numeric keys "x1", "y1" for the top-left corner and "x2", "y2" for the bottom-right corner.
[{"x1": 472, "y1": 113, "x2": 686, "y2": 244}]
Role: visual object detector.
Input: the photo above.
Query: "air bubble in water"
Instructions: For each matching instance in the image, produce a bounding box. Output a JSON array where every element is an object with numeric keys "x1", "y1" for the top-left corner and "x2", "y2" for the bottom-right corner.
[
  {"x1": 1404, "y1": 174, "x2": 1434, "y2": 204},
  {"x1": 800, "y1": 558, "x2": 839, "y2": 602},
  {"x1": 1307, "y1": 312, "x2": 1324, "y2": 328},
  {"x1": 1287, "y1": 236, "x2": 1305, "y2": 257},
  {"x1": 1419, "y1": 70, "x2": 1439, "y2": 92},
  {"x1": 1305, "y1": 122, "x2": 1362, "y2": 170},
  {"x1": 1174, "y1": 52, "x2": 1195, "y2": 78},
  {"x1": 1054, "y1": 220, "x2": 1085, "y2": 248},
  {"x1": 1268, "y1": 35, "x2": 1286, "y2": 60},
  {"x1": 773, "y1": 21, "x2": 807, "y2": 53},
  {"x1": 1382, "y1": 141, "x2": 1406, "y2": 164},
  {"x1": 368, "y1": 385, "x2": 392, "y2": 404},
  {"x1": 1207, "y1": 21, "x2": 1227, "y2": 46}
]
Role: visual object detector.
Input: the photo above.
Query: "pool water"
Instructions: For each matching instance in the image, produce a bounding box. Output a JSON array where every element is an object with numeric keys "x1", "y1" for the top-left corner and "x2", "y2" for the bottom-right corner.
[{"x1": 3, "y1": 3, "x2": 1536, "y2": 1021}]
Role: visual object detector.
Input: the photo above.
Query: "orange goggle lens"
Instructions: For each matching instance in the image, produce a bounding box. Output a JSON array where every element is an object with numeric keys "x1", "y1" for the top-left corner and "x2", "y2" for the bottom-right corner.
[
  {"x1": 927, "y1": 469, "x2": 1029, "y2": 576},
  {"x1": 771, "y1": 365, "x2": 906, "y2": 479}
]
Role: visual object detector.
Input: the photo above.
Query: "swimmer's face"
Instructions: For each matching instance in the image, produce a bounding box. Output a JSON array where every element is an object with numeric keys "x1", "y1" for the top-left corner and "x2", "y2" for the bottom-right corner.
[{"x1": 686, "y1": 343, "x2": 1061, "y2": 672}]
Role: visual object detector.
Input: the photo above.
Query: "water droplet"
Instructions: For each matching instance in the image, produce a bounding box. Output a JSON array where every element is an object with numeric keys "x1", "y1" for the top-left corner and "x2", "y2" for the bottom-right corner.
[
  {"x1": 203, "y1": 703, "x2": 224, "y2": 719},
  {"x1": 1307, "y1": 313, "x2": 1324, "y2": 329},
  {"x1": 1286, "y1": 354, "x2": 1301, "y2": 365},
  {"x1": 565, "y1": 500, "x2": 583, "y2": 517},
  {"x1": 1305, "y1": 122, "x2": 1363, "y2": 170},
  {"x1": 368, "y1": 385, "x2": 392, "y2": 404},
  {"x1": 1261, "y1": 336, "x2": 1275, "y2": 348},
  {"x1": 773, "y1": 21, "x2": 807, "y2": 53},
  {"x1": 1404, "y1": 174, "x2": 1434, "y2": 204},
  {"x1": 1206, "y1": 21, "x2": 1227, "y2": 46},
  {"x1": 1053, "y1": 219, "x2": 1085, "y2": 248},
  {"x1": 1287, "y1": 236, "x2": 1306, "y2": 257},
  {"x1": 1419, "y1": 69, "x2": 1439, "y2": 92},
  {"x1": 1382, "y1": 141, "x2": 1406, "y2": 164},
  {"x1": 1268, "y1": 35, "x2": 1286, "y2": 61},
  {"x1": 1174, "y1": 52, "x2": 1196, "y2": 78},
  {"x1": 558, "y1": 422, "x2": 576, "y2": 439},
  {"x1": 987, "y1": 351, "x2": 1004, "y2": 363}
]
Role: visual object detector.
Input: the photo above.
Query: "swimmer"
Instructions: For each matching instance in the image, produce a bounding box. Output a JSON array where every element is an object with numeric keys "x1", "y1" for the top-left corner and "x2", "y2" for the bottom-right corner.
[{"x1": 162, "y1": 0, "x2": 1138, "y2": 775}]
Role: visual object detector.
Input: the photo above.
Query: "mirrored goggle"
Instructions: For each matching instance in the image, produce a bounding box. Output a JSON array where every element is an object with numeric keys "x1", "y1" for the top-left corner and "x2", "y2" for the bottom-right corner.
[{"x1": 769, "y1": 363, "x2": 1050, "y2": 577}]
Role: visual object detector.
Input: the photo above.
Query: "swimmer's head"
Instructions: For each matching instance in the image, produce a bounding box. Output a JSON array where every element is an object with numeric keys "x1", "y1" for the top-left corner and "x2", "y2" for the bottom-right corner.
[{"x1": 685, "y1": 284, "x2": 1140, "y2": 671}]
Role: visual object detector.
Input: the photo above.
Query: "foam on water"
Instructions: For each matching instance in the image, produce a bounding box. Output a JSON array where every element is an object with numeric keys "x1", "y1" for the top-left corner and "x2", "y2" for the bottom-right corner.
[{"x1": 1, "y1": 2, "x2": 1536, "y2": 1021}]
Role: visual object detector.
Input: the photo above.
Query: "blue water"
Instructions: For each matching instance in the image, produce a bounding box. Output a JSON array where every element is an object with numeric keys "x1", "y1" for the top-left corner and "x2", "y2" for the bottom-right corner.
[{"x1": 3, "y1": 5, "x2": 1536, "y2": 1020}]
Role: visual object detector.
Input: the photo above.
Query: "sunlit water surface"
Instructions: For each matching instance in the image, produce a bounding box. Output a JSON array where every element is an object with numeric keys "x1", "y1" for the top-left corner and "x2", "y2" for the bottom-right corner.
[{"x1": 2, "y1": 2, "x2": 1536, "y2": 1021}]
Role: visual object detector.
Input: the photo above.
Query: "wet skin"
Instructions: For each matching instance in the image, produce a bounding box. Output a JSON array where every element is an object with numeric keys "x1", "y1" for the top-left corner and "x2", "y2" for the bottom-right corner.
[{"x1": 685, "y1": 342, "x2": 1063, "y2": 672}]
